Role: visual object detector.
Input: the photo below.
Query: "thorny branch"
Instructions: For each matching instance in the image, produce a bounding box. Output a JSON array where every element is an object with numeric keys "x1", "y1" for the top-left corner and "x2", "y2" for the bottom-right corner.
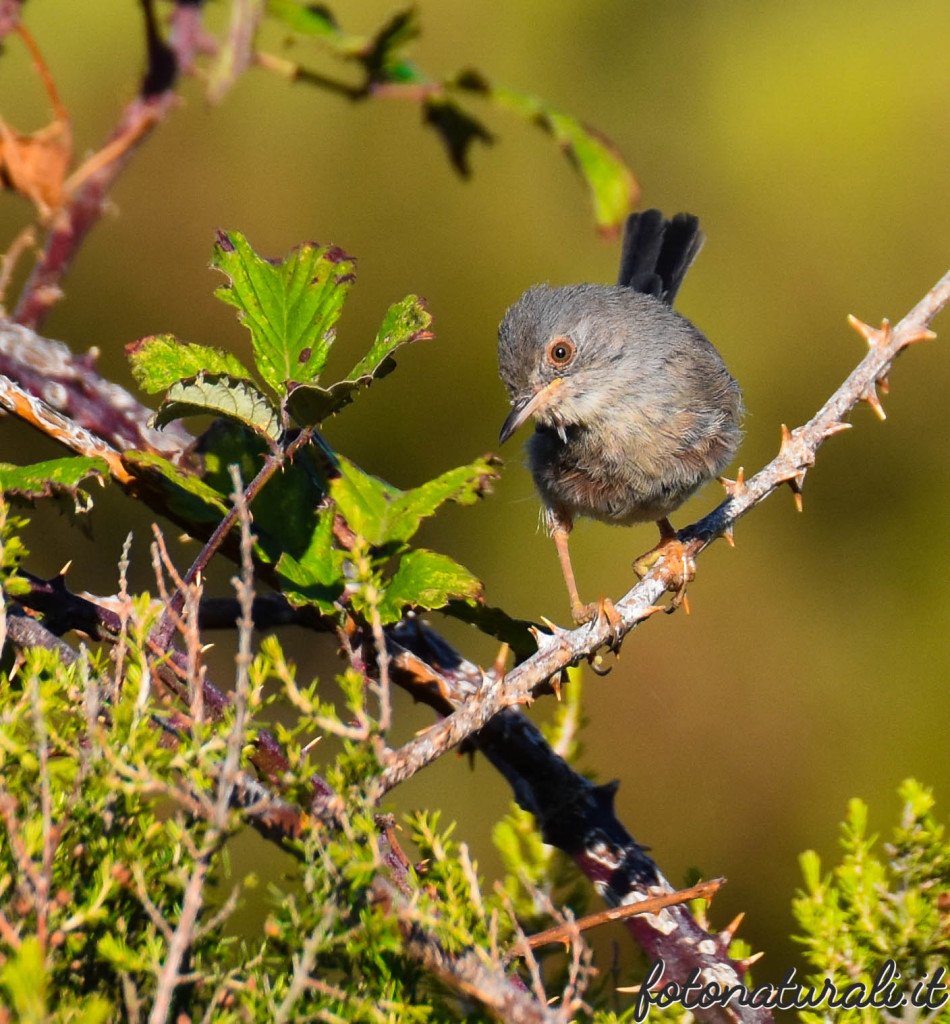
[
  {"x1": 2, "y1": 263, "x2": 944, "y2": 1020},
  {"x1": 389, "y1": 620, "x2": 765, "y2": 1024},
  {"x1": 376, "y1": 270, "x2": 949, "y2": 792}
]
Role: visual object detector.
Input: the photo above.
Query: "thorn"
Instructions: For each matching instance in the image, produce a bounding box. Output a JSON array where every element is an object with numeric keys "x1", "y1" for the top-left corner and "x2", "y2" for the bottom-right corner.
[
  {"x1": 59, "y1": 560, "x2": 72, "y2": 576},
  {"x1": 200, "y1": 642, "x2": 215, "y2": 653},
  {"x1": 616, "y1": 985, "x2": 640, "y2": 994},
  {"x1": 723, "y1": 525, "x2": 735, "y2": 548},
  {"x1": 538, "y1": 615, "x2": 567, "y2": 636},
  {"x1": 848, "y1": 314, "x2": 891, "y2": 348},
  {"x1": 681, "y1": 593, "x2": 691, "y2": 615},
  {"x1": 900, "y1": 326, "x2": 937, "y2": 347},
  {"x1": 550, "y1": 673, "x2": 562, "y2": 700},
  {"x1": 719, "y1": 912, "x2": 745, "y2": 947},
  {"x1": 720, "y1": 466, "x2": 745, "y2": 498},
  {"x1": 528, "y1": 628, "x2": 568, "y2": 658},
  {"x1": 787, "y1": 472, "x2": 805, "y2": 512},
  {"x1": 778, "y1": 423, "x2": 796, "y2": 459},
  {"x1": 634, "y1": 605, "x2": 668, "y2": 624},
  {"x1": 878, "y1": 374, "x2": 890, "y2": 395},
  {"x1": 735, "y1": 950, "x2": 766, "y2": 974},
  {"x1": 491, "y1": 642, "x2": 510, "y2": 680},
  {"x1": 822, "y1": 421, "x2": 851, "y2": 439},
  {"x1": 862, "y1": 385, "x2": 886, "y2": 421}
]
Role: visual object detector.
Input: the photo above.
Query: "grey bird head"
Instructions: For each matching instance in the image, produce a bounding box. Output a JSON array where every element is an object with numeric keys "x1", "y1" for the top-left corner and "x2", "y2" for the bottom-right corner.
[{"x1": 497, "y1": 283, "x2": 707, "y2": 444}]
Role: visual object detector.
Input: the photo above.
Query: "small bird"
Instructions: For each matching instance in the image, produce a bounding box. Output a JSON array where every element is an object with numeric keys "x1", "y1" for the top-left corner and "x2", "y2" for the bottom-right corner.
[{"x1": 497, "y1": 209, "x2": 742, "y2": 624}]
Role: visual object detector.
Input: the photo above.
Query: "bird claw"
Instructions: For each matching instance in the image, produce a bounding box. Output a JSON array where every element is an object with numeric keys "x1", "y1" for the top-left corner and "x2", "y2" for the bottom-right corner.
[
  {"x1": 633, "y1": 534, "x2": 696, "y2": 611},
  {"x1": 571, "y1": 596, "x2": 624, "y2": 650}
]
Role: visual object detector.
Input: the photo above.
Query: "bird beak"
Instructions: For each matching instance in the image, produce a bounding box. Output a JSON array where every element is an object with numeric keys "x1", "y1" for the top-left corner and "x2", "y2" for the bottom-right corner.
[{"x1": 499, "y1": 379, "x2": 563, "y2": 444}]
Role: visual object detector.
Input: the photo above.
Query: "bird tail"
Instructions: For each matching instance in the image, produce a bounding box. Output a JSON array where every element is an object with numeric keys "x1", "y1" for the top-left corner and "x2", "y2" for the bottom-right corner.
[{"x1": 616, "y1": 209, "x2": 704, "y2": 305}]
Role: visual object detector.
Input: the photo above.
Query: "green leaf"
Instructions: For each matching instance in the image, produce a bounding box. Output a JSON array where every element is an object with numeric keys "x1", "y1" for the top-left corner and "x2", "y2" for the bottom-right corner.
[
  {"x1": 384, "y1": 456, "x2": 500, "y2": 544},
  {"x1": 121, "y1": 450, "x2": 229, "y2": 525},
  {"x1": 0, "y1": 457, "x2": 108, "y2": 501},
  {"x1": 329, "y1": 458, "x2": 399, "y2": 547},
  {"x1": 212, "y1": 230, "x2": 357, "y2": 393},
  {"x1": 126, "y1": 334, "x2": 253, "y2": 394},
  {"x1": 284, "y1": 294, "x2": 433, "y2": 424},
  {"x1": 0, "y1": 457, "x2": 109, "y2": 516},
  {"x1": 330, "y1": 455, "x2": 499, "y2": 547},
  {"x1": 377, "y1": 549, "x2": 481, "y2": 622},
  {"x1": 454, "y1": 72, "x2": 638, "y2": 234},
  {"x1": 350, "y1": 294, "x2": 433, "y2": 381},
  {"x1": 266, "y1": 0, "x2": 365, "y2": 54},
  {"x1": 275, "y1": 510, "x2": 343, "y2": 614},
  {"x1": 154, "y1": 373, "x2": 282, "y2": 440}
]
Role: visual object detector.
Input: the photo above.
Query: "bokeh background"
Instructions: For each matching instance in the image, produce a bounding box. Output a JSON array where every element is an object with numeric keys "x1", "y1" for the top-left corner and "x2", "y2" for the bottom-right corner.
[{"x1": 2, "y1": 0, "x2": 949, "y2": 985}]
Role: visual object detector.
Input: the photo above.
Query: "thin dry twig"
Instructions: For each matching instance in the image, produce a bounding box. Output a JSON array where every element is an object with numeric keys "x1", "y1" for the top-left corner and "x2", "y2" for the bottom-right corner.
[
  {"x1": 514, "y1": 878, "x2": 725, "y2": 957},
  {"x1": 146, "y1": 468, "x2": 258, "y2": 1024},
  {"x1": 377, "y1": 271, "x2": 949, "y2": 793}
]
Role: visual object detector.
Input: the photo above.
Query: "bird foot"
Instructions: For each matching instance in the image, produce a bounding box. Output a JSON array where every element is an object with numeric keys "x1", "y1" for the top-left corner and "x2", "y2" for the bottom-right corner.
[
  {"x1": 633, "y1": 534, "x2": 696, "y2": 610},
  {"x1": 571, "y1": 596, "x2": 623, "y2": 647}
]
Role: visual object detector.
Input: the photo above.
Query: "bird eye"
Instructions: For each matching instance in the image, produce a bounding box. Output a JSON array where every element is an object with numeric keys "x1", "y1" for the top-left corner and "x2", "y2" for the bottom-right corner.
[{"x1": 546, "y1": 336, "x2": 575, "y2": 368}]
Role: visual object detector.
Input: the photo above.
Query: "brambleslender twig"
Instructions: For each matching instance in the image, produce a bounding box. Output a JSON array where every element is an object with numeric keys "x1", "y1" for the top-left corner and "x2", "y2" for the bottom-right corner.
[
  {"x1": 376, "y1": 269, "x2": 948, "y2": 793},
  {"x1": 516, "y1": 878, "x2": 725, "y2": 956},
  {"x1": 10, "y1": 2, "x2": 178, "y2": 330}
]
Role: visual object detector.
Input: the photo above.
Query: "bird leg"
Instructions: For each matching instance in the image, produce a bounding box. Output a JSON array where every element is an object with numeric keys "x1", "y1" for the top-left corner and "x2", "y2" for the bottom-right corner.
[
  {"x1": 633, "y1": 517, "x2": 696, "y2": 608},
  {"x1": 551, "y1": 521, "x2": 622, "y2": 631}
]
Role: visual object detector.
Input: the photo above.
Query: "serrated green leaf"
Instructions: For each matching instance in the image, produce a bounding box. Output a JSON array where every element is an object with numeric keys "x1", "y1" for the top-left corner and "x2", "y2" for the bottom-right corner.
[
  {"x1": 154, "y1": 373, "x2": 282, "y2": 440},
  {"x1": 329, "y1": 458, "x2": 399, "y2": 547},
  {"x1": 351, "y1": 294, "x2": 433, "y2": 380},
  {"x1": 384, "y1": 456, "x2": 500, "y2": 543},
  {"x1": 284, "y1": 294, "x2": 433, "y2": 424},
  {"x1": 0, "y1": 457, "x2": 108, "y2": 501},
  {"x1": 0, "y1": 457, "x2": 109, "y2": 519},
  {"x1": 126, "y1": 334, "x2": 253, "y2": 394},
  {"x1": 454, "y1": 73, "x2": 638, "y2": 233},
  {"x1": 212, "y1": 230, "x2": 357, "y2": 393},
  {"x1": 275, "y1": 510, "x2": 343, "y2": 614},
  {"x1": 376, "y1": 548, "x2": 481, "y2": 622},
  {"x1": 330, "y1": 455, "x2": 499, "y2": 547}
]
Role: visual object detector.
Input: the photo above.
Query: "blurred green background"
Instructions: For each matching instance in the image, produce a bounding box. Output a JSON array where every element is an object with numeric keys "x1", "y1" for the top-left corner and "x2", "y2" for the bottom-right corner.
[{"x1": 2, "y1": 0, "x2": 949, "y2": 983}]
